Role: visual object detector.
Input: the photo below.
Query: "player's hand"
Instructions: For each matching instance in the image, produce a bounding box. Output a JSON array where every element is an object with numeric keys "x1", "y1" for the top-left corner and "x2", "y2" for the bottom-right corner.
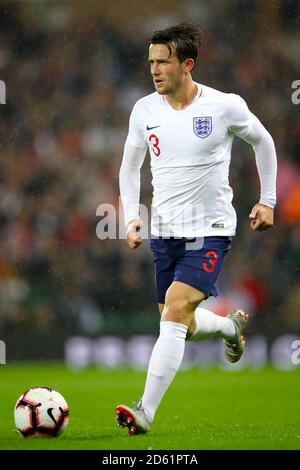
[
  {"x1": 126, "y1": 218, "x2": 143, "y2": 249},
  {"x1": 249, "y1": 203, "x2": 274, "y2": 231}
]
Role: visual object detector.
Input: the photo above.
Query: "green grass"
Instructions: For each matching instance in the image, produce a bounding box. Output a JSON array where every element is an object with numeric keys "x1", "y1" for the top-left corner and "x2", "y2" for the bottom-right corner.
[{"x1": 0, "y1": 364, "x2": 300, "y2": 450}]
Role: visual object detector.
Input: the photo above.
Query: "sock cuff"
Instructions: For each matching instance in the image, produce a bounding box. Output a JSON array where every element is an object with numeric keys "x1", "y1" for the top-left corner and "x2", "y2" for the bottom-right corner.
[{"x1": 159, "y1": 321, "x2": 188, "y2": 339}]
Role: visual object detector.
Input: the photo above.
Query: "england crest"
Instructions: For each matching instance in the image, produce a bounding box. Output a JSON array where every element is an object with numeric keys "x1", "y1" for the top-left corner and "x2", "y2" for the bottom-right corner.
[{"x1": 193, "y1": 116, "x2": 212, "y2": 138}]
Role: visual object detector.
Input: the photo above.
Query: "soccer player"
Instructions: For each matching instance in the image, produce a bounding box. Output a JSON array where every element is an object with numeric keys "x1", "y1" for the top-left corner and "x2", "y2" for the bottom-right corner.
[{"x1": 116, "y1": 24, "x2": 277, "y2": 435}]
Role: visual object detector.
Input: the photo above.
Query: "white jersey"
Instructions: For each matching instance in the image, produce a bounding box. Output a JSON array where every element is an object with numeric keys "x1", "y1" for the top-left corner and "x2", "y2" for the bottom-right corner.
[{"x1": 123, "y1": 83, "x2": 276, "y2": 237}]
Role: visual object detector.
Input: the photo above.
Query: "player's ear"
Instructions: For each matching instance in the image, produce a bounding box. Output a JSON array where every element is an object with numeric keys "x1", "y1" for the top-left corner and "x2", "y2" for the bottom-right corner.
[{"x1": 183, "y1": 58, "x2": 195, "y2": 73}]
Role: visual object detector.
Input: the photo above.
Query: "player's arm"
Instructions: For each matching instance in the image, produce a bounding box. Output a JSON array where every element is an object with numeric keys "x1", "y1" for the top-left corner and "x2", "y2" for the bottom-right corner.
[
  {"x1": 226, "y1": 95, "x2": 277, "y2": 232},
  {"x1": 242, "y1": 118, "x2": 276, "y2": 231},
  {"x1": 119, "y1": 138, "x2": 147, "y2": 248}
]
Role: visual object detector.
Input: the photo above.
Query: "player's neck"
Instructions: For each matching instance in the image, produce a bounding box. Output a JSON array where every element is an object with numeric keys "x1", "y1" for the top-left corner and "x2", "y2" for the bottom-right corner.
[{"x1": 164, "y1": 80, "x2": 198, "y2": 110}]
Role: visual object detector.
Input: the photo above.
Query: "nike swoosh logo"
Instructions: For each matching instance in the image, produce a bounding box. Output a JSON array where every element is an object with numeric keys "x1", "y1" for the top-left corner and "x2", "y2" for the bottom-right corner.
[
  {"x1": 47, "y1": 407, "x2": 57, "y2": 424},
  {"x1": 146, "y1": 125, "x2": 161, "y2": 130}
]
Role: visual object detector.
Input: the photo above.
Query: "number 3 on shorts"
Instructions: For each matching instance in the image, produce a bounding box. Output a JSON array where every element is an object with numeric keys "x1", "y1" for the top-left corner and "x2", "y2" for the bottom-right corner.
[{"x1": 203, "y1": 250, "x2": 218, "y2": 273}]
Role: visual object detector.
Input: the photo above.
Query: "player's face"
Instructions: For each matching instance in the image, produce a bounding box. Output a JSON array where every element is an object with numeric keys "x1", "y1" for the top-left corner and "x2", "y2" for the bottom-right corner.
[{"x1": 148, "y1": 43, "x2": 185, "y2": 95}]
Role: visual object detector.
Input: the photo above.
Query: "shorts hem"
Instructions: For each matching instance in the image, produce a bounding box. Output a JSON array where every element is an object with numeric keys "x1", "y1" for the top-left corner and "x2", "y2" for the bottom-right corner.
[{"x1": 173, "y1": 277, "x2": 219, "y2": 299}]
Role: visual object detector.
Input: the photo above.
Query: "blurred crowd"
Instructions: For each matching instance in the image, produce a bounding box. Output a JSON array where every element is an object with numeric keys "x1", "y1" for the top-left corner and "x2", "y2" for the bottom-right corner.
[{"x1": 0, "y1": 0, "x2": 299, "y2": 345}]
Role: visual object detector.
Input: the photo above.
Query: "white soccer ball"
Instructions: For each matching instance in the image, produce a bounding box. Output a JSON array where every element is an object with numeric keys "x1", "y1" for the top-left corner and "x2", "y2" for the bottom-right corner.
[{"x1": 14, "y1": 387, "x2": 69, "y2": 438}]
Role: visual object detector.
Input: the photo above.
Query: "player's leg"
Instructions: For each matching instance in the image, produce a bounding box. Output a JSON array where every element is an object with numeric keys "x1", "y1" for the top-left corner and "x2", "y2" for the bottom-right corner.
[
  {"x1": 116, "y1": 281, "x2": 204, "y2": 435},
  {"x1": 159, "y1": 298, "x2": 231, "y2": 340},
  {"x1": 116, "y1": 239, "x2": 176, "y2": 434},
  {"x1": 188, "y1": 306, "x2": 249, "y2": 363},
  {"x1": 175, "y1": 236, "x2": 249, "y2": 360},
  {"x1": 159, "y1": 299, "x2": 248, "y2": 362},
  {"x1": 116, "y1": 282, "x2": 205, "y2": 434},
  {"x1": 138, "y1": 280, "x2": 205, "y2": 426},
  {"x1": 186, "y1": 306, "x2": 236, "y2": 340},
  {"x1": 160, "y1": 301, "x2": 236, "y2": 341},
  {"x1": 160, "y1": 301, "x2": 248, "y2": 359}
]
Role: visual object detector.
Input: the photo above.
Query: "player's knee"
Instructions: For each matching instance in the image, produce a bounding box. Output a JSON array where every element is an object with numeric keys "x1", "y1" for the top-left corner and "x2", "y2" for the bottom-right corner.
[{"x1": 162, "y1": 298, "x2": 194, "y2": 324}]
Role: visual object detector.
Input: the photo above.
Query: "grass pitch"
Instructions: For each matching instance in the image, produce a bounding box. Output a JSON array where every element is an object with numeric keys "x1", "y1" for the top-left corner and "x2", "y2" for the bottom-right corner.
[{"x1": 0, "y1": 364, "x2": 299, "y2": 450}]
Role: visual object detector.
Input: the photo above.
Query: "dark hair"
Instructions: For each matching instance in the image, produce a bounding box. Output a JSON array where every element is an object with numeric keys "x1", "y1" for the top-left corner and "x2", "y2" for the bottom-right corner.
[{"x1": 150, "y1": 23, "x2": 203, "y2": 64}]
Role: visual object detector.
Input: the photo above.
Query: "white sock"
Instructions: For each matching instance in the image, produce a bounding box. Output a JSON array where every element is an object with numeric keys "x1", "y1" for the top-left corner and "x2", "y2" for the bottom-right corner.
[
  {"x1": 189, "y1": 307, "x2": 235, "y2": 341},
  {"x1": 141, "y1": 321, "x2": 187, "y2": 423}
]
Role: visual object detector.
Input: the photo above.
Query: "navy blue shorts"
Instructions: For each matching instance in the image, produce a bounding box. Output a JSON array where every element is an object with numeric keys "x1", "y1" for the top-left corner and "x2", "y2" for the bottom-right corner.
[{"x1": 150, "y1": 236, "x2": 232, "y2": 304}]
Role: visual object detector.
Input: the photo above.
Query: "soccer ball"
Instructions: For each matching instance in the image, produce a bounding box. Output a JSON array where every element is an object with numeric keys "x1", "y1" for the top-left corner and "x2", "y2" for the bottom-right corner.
[{"x1": 14, "y1": 387, "x2": 69, "y2": 438}]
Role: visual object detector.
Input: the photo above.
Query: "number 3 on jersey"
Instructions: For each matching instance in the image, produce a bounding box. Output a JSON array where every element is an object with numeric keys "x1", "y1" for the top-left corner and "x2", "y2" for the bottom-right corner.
[{"x1": 149, "y1": 134, "x2": 161, "y2": 157}]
